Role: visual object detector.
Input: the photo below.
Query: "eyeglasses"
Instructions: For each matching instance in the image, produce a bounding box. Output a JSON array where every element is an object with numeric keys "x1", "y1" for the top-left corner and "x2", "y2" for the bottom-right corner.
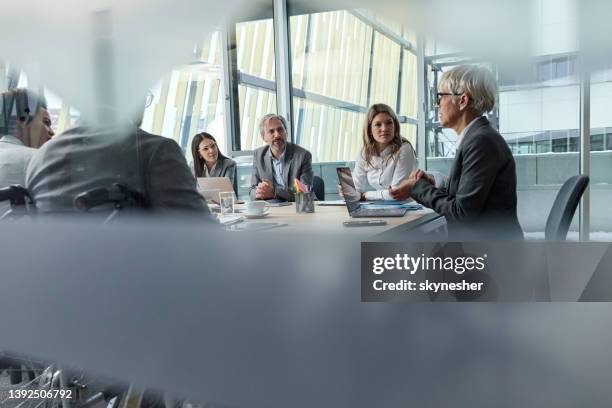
[
  {"x1": 199, "y1": 143, "x2": 217, "y2": 153},
  {"x1": 436, "y1": 92, "x2": 462, "y2": 105}
]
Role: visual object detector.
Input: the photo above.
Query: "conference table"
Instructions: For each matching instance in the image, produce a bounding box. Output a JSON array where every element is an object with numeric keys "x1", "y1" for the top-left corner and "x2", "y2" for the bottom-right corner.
[{"x1": 225, "y1": 201, "x2": 444, "y2": 239}]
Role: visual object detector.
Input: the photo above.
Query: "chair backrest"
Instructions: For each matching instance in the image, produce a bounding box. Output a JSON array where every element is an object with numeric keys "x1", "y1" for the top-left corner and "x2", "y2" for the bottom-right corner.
[
  {"x1": 312, "y1": 175, "x2": 325, "y2": 201},
  {"x1": 0, "y1": 185, "x2": 36, "y2": 220},
  {"x1": 545, "y1": 175, "x2": 589, "y2": 240}
]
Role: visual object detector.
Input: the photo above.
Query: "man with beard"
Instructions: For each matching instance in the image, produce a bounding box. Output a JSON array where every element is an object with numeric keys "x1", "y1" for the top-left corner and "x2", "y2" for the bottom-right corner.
[{"x1": 249, "y1": 113, "x2": 313, "y2": 202}]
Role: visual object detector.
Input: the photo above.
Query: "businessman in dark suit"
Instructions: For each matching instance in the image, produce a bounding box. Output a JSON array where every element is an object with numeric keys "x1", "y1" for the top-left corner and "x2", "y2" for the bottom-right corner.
[
  {"x1": 250, "y1": 114, "x2": 313, "y2": 201},
  {"x1": 390, "y1": 65, "x2": 523, "y2": 240}
]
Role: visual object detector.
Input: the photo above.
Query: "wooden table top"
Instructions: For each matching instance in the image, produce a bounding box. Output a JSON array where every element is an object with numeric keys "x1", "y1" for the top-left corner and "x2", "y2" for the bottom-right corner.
[{"x1": 228, "y1": 202, "x2": 441, "y2": 239}]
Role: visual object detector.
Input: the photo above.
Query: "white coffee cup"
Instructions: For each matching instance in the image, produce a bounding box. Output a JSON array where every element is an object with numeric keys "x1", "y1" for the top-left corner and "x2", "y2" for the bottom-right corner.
[{"x1": 245, "y1": 200, "x2": 269, "y2": 215}]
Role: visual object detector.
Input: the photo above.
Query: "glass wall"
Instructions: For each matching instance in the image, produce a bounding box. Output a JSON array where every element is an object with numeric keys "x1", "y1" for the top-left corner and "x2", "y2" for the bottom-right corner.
[
  {"x1": 236, "y1": 19, "x2": 277, "y2": 151},
  {"x1": 287, "y1": 9, "x2": 419, "y2": 162},
  {"x1": 141, "y1": 32, "x2": 227, "y2": 160},
  {"x1": 289, "y1": 10, "x2": 371, "y2": 162},
  {"x1": 369, "y1": 32, "x2": 401, "y2": 108},
  {"x1": 420, "y1": 0, "x2": 597, "y2": 238},
  {"x1": 134, "y1": 8, "x2": 421, "y2": 166},
  {"x1": 590, "y1": 63, "x2": 612, "y2": 239},
  {"x1": 424, "y1": 58, "x2": 582, "y2": 237},
  {"x1": 400, "y1": 52, "x2": 418, "y2": 120},
  {"x1": 290, "y1": 12, "x2": 370, "y2": 105}
]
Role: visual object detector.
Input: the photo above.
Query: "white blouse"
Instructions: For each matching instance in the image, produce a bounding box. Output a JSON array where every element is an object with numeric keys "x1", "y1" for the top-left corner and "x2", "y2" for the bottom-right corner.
[{"x1": 353, "y1": 142, "x2": 416, "y2": 200}]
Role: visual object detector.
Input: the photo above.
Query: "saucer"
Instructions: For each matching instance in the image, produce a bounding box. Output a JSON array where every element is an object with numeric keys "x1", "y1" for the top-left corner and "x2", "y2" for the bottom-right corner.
[{"x1": 244, "y1": 210, "x2": 270, "y2": 219}]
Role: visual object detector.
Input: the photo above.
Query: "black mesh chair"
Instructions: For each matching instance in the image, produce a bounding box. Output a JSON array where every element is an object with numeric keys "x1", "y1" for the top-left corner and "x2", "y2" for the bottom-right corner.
[
  {"x1": 545, "y1": 175, "x2": 589, "y2": 241},
  {"x1": 0, "y1": 184, "x2": 35, "y2": 220},
  {"x1": 312, "y1": 175, "x2": 325, "y2": 201}
]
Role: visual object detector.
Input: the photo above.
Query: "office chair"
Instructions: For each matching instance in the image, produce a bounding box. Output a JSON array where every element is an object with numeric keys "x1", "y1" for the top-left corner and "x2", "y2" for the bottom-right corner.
[
  {"x1": 74, "y1": 182, "x2": 149, "y2": 223},
  {"x1": 0, "y1": 184, "x2": 35, "y2": 220},
  {"x1": 544, "y1": 175, "x2": 589, "y2": 241},
  {"x1": 312, "y1": 175, "x2": 325, "y2": 201}
]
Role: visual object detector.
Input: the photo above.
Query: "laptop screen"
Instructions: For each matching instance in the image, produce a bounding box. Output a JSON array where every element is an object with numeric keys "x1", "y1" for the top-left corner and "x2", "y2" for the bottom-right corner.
[
  {"x1": 336, "y1": 167, "x2": 362, "y2": 213},
  {"x1": 197, "y1": 177, "x2": 237, "y2": 202}
]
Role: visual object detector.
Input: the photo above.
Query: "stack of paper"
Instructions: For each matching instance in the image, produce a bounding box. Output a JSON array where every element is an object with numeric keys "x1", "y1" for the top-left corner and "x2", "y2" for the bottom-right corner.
[{"x1": 217, "y1": 214, "x2": 245, "y2": 225}]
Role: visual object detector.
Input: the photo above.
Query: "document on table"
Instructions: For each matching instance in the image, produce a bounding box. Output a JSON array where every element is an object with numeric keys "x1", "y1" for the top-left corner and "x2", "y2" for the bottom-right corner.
[{"x1": 217, "y1": 214, "x2": 245, "y2": 225}]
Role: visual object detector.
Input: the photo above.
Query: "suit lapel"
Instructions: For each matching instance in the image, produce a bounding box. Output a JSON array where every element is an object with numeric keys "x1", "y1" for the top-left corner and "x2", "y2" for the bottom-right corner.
[
  {"x1": 447, "y1": 151, "x2": 462, "y2": 194},
  {"x1": 263, "y1": 147, "x2": 274, "y2": 182},
  {"x1": 448, "y1": 116, "x2": 488, "y2": 193},
  {"x1": 282, "y1": 143, "x2": 294, "y2": 186},
  {"x1": 211, "y1": 159, "x2": 222, "y2": 177}
]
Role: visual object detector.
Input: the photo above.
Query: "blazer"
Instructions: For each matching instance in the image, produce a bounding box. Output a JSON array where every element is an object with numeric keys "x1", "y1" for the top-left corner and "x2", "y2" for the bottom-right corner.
[
  {"x1": 26, "y1": 125, "x2": 209, "y2": 215},
  {"x1": 206, "y1": 156, "x2": 237, "y2": 194},
  {"x1": 410, "y1": 117, "x2": 523, "y2": 240},
  {"x1": 249, "y1": 142, "x2": 313, "y2": 201}
]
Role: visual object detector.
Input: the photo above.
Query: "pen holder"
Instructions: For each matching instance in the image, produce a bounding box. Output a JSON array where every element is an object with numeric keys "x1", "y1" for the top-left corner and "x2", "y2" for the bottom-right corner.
[{"x1": 295, "y1": 192, "x2": 315, "y2": 213}]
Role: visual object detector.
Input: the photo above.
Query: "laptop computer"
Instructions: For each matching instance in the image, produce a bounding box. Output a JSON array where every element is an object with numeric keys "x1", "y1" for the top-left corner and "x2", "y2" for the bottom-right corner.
[
  {"x1": 336, "y1": 167, "x2": 408, "y2": 218},
  {"x1": 197, "y1": 177, "x2": 238, "y2": 203}
]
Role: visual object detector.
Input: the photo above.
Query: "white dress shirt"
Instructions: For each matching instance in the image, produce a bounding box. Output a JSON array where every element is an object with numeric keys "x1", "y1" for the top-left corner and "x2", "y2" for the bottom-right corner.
[
  {"x1": 0, "y1": 135, "x2": 36, "y2": 214},
  {"x1": 269, "y1": 150, "x2": 286, "y2": 190},
  {"x1": 353, "y1": 142, "x2": 416, "y2": 200},
  {"x1": 203, "y1": 162, "x2": 217, "y2": 177}
]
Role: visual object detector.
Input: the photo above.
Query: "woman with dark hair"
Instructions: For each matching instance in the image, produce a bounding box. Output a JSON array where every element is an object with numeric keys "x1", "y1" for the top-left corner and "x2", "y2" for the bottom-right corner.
[
  {"x1": 190, "y1": 132, "x2": 237, "y2": 192},
  {"x1": 352, "y1": 103, "x2": 416, "y2": 201}
]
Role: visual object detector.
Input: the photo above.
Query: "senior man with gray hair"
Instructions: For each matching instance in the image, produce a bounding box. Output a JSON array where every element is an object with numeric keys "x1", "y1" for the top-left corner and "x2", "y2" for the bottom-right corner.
[
  {"x1": 390, "y1": 65, "x2": 523, "y2": 240},
  {"x1": 249, "y1": 113, "x2": 313, "y2": 201}
]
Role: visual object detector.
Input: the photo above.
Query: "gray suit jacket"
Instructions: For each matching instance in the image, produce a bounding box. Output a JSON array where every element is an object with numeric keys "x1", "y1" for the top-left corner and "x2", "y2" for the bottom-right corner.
[
  {"x1": 26, "y1": 125, "x2": 209, "y2": 215},
  {"x1": 411, "y1": 117, "x2": 523, "y2": 240},
  {"x1": 249, "y1": 143, "x2": 313, "y2": 201}
]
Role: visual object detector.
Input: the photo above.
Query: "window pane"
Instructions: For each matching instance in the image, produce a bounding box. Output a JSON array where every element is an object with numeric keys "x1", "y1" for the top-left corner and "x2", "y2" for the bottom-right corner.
[
  {"x1": 289, "y1": 10, "x2": 375, "y2": 163},
  {"x1": 288, "y1": 10, "x2": 417, "y2": 164},
  {"x1": 290, "y1": 11, "x2": 372, "y2": 105},
  {"x1": 234, "y1": 18, "x2": 277, "y2": 152},
  {"x1": 293, "y1": 97, "x2": 363, "y2": 163},
  {"x1": 236, "y1": 20, "x2": 276, "y2": 81},
  {"x1": 400, "y1": 123, "x2": 416, "y2": 147},
  {"x1": 369, "y1": 32, "x2": 401, "y2": 108},
  {"x1": 44, "y1": 88, "x2": 79, "y2": 134},
  {"x1": 141, "y1": 33, "x2": 227, "y2": 160},
  {"x1": 400, "y1": 52, "x2": 418, "y2": 118},
  {"x1": 590, "y1": 67, "x2": 612, "y2": 238},
  {"x1": 238, "y1": 85, "x2": 276, "y2": 151}
]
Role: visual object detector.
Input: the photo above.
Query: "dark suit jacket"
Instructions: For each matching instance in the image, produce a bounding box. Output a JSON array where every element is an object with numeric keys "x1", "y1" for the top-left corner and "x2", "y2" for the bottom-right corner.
[
  {"x1": 249, "y1": 143, "x2": 313, "y2": 201},
  {"x1": 26, "y1": 125, "x2": 209, "y2": 215},
  {"x1": 411, "y1": 117, "x2": 523, "y2": 240}
]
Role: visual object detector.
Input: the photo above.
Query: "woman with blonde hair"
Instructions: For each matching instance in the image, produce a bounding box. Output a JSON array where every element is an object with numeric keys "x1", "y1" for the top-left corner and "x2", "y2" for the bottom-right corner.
[{"x1": 352, "y1": 103, "x2": 416, "y2": 201}]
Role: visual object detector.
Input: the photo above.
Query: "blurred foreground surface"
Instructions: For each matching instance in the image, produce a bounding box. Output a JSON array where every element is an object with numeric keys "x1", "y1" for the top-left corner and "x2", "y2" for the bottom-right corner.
[{"x1": 0, "y1": 218, "x2": 611, "y2": 407}]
